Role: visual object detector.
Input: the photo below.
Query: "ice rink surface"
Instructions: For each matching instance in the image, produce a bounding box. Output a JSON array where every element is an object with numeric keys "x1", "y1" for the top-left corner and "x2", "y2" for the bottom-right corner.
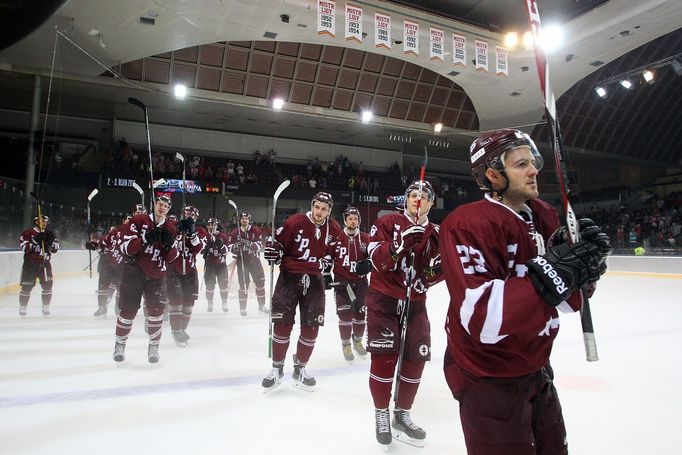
[{"x1": 1, "y1": 269, "x2": 680, "y2": 454}]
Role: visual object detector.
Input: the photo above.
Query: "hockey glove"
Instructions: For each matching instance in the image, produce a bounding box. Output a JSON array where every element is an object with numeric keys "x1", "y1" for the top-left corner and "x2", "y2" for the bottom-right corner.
[
  {"x1": 85, "y1": 240, "x2": 99, "y2": 251},
  {"x1": 214, "y1": 237, "x2": 224, "y2": 249},
  {"x1": 160, "y1": 229, "x2": 175, "y2": 249},
  {"x1": 177, "y1": 218, "x2": 196, "y2": 237},
  {"x1": 44, "y1": 230, "x2": 56, "y2": 247},
  {"x1": 355, "y1": 259, "x2": 372, "y2": 276},
  {"x1": 527, "y1": 240, "x2": 606, "y2": 307},
  {"x1": 142, "y1": 228, "x2": 160, "y2": 245},
  {"x1": 390, "y1": 224, "x2": 425, "y2": 256},
  {"x1": 548, "y1": 218, "x2": 612, "y2": 255},
  {"x1": 264, "y1": 239, "x2": 283, "y2": 265},
  {"x1": 33, "y1": 232, "x2": 46, "y2": 245}
]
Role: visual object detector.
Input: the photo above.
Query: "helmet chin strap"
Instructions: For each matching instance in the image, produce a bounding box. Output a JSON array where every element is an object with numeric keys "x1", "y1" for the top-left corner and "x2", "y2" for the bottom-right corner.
[{"x1": 489, "y1": 171, "x2": 509, "y2": 201}]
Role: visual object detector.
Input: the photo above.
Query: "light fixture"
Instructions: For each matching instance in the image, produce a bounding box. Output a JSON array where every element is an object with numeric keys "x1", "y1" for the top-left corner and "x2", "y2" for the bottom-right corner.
[
  {"x1": 672, "y1": 60, "x2": 682, "y2": 76},
  {"x1": 361, "y1": 111, "x2": 373, "y2": 124},
  {"x1": 504, "y1": 32, "x2": 518, "y2": 48},
  {"x1": 434, "y1": 123, "x2": 443, "y2": 133},
  {"x1": 539, "y1": 24, "x2": 564, "y2": 53},
  {"x1": 595, "y1": 87, "x2": 607, "y2": 98},
  {"x1": 174, "y1": 84, "x2": 187, "y2": 99},
  {"x1": 642, "y1": 70, "x2": 654, "y2": 83},
  {"x1": 272, "y1": 98, "x2": 284, "y2": 111},
  {"x1": 620, "y1": 79, "x2": 632, "y2": 89}
]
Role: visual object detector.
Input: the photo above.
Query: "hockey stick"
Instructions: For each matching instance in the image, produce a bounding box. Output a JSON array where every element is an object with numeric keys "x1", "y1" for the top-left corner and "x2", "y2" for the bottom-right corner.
[
  {"x1": 128, "y1": 97, "x2": 156, "y2": 222},
  {"x1": 393, "y1": 147, "x2": 428, "y2": 405},
  {"x1": 86, "y1": 188, "x2": 99, "y2": 278},
  {"x1": 131, "y1": 181, "x2": 145, "y2": 208},
  {"x1": 268, "y1": 179, "x2": 291, "y2": 358},
  {"x1": 176, "y1": 152, "x2": 187, "y2": 274},
  {"x1": 228, "y1": 199, "x2": 248, "y2": 302},
  {"x1": 29, "y1": 192, "x2": 46, "y2": 256},
  {"x1": 525, "y1": 0, "x2": 598, "y2": 361}
]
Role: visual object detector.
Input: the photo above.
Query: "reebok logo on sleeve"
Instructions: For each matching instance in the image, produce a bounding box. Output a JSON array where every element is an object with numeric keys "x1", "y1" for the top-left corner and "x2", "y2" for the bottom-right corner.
[{"x1": 530, "y1": 256, "x2": 568, "y2": 295}]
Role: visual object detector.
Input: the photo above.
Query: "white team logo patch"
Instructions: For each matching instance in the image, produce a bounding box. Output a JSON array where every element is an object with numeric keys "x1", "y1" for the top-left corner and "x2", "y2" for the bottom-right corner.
[{"x1": 418, "y1": 344, "x2": 429, "y2": 357}]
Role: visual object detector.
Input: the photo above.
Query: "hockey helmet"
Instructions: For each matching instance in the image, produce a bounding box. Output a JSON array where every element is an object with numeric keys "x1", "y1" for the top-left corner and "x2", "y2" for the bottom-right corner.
[
  {"x1": 469, "y1": 129, "x2": 543, "y2": 190},
  {"x1": 311, "y1": 191, "x2": 333, "y2": 210},
  {"x1": 183, "y1": 205, "x2": 198, "y2": 220},
  {"x1": 167, "y1": 213, "x2": 178, "y2": 222},
  {"x1": 134, "y1": 204, "x2": 147, "y2": 215},
  {"x1": 404, "y1": 179, "x2": 435, "y2": 202},
  {"x1": 122, "y1": 214, "x2": 132, "y2": 224},
  {"x1": 156, "y1": 194, "x2": 172, "y2": 208},
  {"x1": 343, "y1": 206, "x2": 361, "y2": 227},
  {"x1": 34, "y1": 215, "x2": 49, "y2": 227}
]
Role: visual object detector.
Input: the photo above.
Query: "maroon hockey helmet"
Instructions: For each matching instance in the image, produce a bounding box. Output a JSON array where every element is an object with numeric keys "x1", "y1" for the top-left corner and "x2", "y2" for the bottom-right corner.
[
  {"x1": 156, "y1": 194, "x2": 172, "y2": 207},
  {"x1": 343, "y1": 206, "x2": 361, "y2": 226},
  {"x1": 404, "y1": 180, "x2": 435, "y2": 202},
  {"x1": 34, "y1": 215, "x2": 49, "y2": 226},
  {"x1": 134, "y1": 204, "x2": 147, "y2": 215},
  {"x1": 311, "y1": 191, "x2": 333, "y2": 210},
  {"x1": 206, "y1": 217, "x2": 218, "y2": 226},
  {"x1": 183, "y1": 205, "x2": 198, "y2": 220},
  {"x1": 167, "y1": 213, "x2": 178, "y2": 222},
  {"x1": 122, "y1": 214, "x2": 132, "y2": 224},
  {"x1": 470, "y1": 129, "x2": 543, "y2": 190}
]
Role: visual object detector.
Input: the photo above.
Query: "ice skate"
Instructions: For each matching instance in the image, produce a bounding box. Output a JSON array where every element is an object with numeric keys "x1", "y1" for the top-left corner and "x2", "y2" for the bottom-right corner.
[
  {"x1": 172, "y1": 330, "x2": 188, "y2": 347},
  {"x1": 392, "y1": 408, "x2": 426, "y2": 447},
  {"x1": 42, "y1": 304, "x2": 50, "y2": 316},
  {"x1": 292, "y1": 354, "x2": 316, "y2": 391},
  {"x1": 261, "y1": 363, "x2": 284, "y2": 392},
  {"x1": 19, "y1": 305, "x2": 27, "y2": 317},
  {"x1": 207, "y1": 301, "x2": 213, "y2": 312},
  {"x1": 352, "y1": 335, "x2": 367, "y2": 359},
  {"x1": 181, "y1": 329, "x2": 190, "y2": 341},
  {"x1": 222, "y1": 300, "x2": 229, "y2": 313},
  {"x1": 148, "y1": 344, "x2": 160, "y2": 363},
  {"x1": 240, "y1": 308, "x2": 247, "y2": 317},
  {"x1": 93, "y1": 304, "x2": 107, "y2": 319},
  {"x1": 113, "y1": 342, "x2": 126, "y2": 362},
  {"x1": 342, "y1": 342, "x2": 354, "y2": 364},
  {"x1": 258, "y1": 304, "x2": 270, "y2": 315},
  {"x1": 375, "y1": 408, "x2": 392, "y2": 450}
]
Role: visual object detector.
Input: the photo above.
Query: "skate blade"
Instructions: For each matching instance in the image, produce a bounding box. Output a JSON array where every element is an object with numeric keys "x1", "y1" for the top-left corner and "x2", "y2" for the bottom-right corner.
[
  {"x1": 393, "y1": 432, "x2": 425, "y2": 448},
  {"x1": 292, "y1": 382, "x2": 316, "y2": 392},
  {"x1": 174, "y1": 342, "x2": 188, "y2": 348}
]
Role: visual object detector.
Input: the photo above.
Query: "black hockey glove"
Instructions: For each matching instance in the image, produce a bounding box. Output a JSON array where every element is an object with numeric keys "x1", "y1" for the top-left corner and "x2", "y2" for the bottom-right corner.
[
  {"x1": 178, "y1": 218, "x2": 196, "y2": 236},
  {"x1": 142, "y1": 228, "x2": 162, "y2": 245},
  {"x1": 85, "y1": 240, "x2": 99, "y2": 251},
  {"x1": 548, "y1": 218, "x2": 612, "y2": 254},
  {"x1": 44, "y1": 230, "x2": 56, "y2": 246},
  {"x1": 33, "y1": 232, "x2": 46, "y2": 244},
  {"x1": 527, "y1": 240, "x2": 607, "y2": 307},
  {"x1": 391, "y1": 224, "x2": 425, "y2": 256},
  {"x1": 160, "y1": 229, "x2": 175, "y2": 248},
  {"x1": 356, "y1": 259, "x2": 372, "y2": 276},
  {"x1": 214, "y1": 237, "x2": 224, "y2": 249},
  {"x1": 322, "y1": 262, "x2": 334, "y2": 290},
  {"x1": 264, "y1": 239, "x2": 283, "y2": 265}
]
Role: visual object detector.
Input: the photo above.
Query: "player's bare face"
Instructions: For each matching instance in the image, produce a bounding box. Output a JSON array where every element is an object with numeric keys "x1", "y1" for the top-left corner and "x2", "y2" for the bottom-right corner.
[
  {"x1": 345, "y1": 214, "x2": 359, "y2": 230},
  {"x1": 406, "y1": 191, "x2": 432, "y2": 219},
  {"x1": 311, "y1": 201, "x2": 330, "y2": 224},
  {"x1": 502, "y1": 146, "x2": 540, "y2": 206},
  {"x1": 155, "y1": 200, "x2": 170, "y2": 220},
  {"x1": 240, "y1": 216, "x2": 249, "y2": 227}
]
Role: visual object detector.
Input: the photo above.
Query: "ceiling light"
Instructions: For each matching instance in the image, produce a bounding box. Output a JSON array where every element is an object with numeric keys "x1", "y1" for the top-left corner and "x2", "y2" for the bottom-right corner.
[
  {"x1": 620, "y1": 79, "x2": 632, "y2": 89},
  {"x1": 671, "y1": 60, "x2": 682, "y2": 76},
  {"x1": 642, "y1": 70, "x2": 654, "y2": 83},
  {"x1": 361, "y1": 111, "x2": 373, "y2": 124},
  {"x1": 272, "y1": 98, "x2": 284, "y2": 111},
  {"x1": 539, "y1": 24, "x2": 564, "y2": 53},
  {"x1": 174, "y1": 84, "x2": 187, "y2": 99},
  {"x1": 595, "y1": 87, "x2": 607, "y2": 98},
  {"x1": 434, "y1": 123, "x2": 443, "y2": 133},
  {"x1": 504, "y1": 32, "x2": 518, "y2": 48}
]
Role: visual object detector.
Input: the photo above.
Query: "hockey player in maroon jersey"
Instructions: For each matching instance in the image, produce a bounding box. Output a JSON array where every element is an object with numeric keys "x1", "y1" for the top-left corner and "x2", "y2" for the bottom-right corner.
[
  {"x1": 18, "y1": 215, "x2": 59, "y2": 316},
  {"x1": 228, "y1": 212, "x2": 267, "y2": 316},
  {"x1": 261, "y1": 191, "x2": 342, "y2": 392},
  {"x1": 202, "y1": 218, "x2": 230, "y2": 312},
  {"x1": 366, "y1": 180, "x2": 441, "y2": 448},
  {"x1": 168, "y1": 206, "x2": 206, "y2": 347},
  {"x1": 87, "y1": 214, "x2": 131, "y2": 318},
  {"x1": 440, "y1": 129, "x2": 611, "y2": 454},
  {"x1": 333, "y1": 206, "x2": 372, "y2": 363},
  {"x1": 113, "y1": 195, "x2": 179, "y2": 363}
]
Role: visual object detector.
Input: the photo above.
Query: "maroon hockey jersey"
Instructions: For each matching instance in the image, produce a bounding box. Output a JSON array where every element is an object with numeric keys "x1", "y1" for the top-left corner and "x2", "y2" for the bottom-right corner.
[
  {"x1": 19, "y1": 227, "x2": 59, "y2": 263},
  {"x1": 204, "y1": 230, "x2": 230, "y2": 266},
  {"x1": 171, "y1": 226, "x2": 207, "y2": 274},
  {"x1": 118, "y1": 214, "x2": 179, "y2": 279},
  {"x1": 227, "y1": 224, "x2": 263, "y2": 258},
  {"x1": 367, "y1": 213, "x2": 440, "y2": 302},
  {"x1": 274, "y1": 212, "x2": 341, "y2": 275},
  {"x1": 334, "y1": 229, "x2": 370, "y2": 282},
  {"x1": 440, "y1": 194, "x2": 582, "y2": 378},
  {"x1": 101, "y1": 228, "x2": 123, "y2": 266}
]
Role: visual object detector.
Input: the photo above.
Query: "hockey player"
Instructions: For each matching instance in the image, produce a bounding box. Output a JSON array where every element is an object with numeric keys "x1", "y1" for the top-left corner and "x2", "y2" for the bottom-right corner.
[
  {"x1": 114, "y1": 195, "x2": 179, "y2": 363},
  {"x1": 87, "y1": 215, "x2": 130, "y2": 318},
  {"x1": 262, "y1": 191, "x2": 341, "y2": 392},
  {"x1": 440, "y1": 129, "x2": 611, "y2": 454},
  {"x1": 333, "y1": 206, "x2": 372, "y2": 363},
  {"x1": 228, "y1": 211, "x2": 267, "y2": 316},
  {"x1": 18, "y1": 215, "x2": 59, "y2": 316},
  {"x1": 168, "y1": 206, "x2": 206, "y2": 346},
  {"x1": 366, "y1": 180, "x2": 441, "y2": 448},
  {"x1": 203, "y1": 218, "x2": 230, "y2": 312}
]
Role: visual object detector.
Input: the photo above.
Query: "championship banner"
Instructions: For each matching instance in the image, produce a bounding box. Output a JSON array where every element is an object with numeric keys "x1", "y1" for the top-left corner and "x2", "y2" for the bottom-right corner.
[
  {"x1": 496, "y1": 46, "x2": 509, "y2": 76},
  {"x1": 452, "y1": 33, "x2": 466, "y2": 66},
  {"x1": 403, "y1": 20, "x2": 419, "y2": 56},
  {"x1": 345, "y1": 3, "x2": 362, "y2": 43},
  {"x1": 430, "y1": 27, "x2": 444, "y2": 62},
  {"x1": 318, "y1": 0, "x2": 336, "y2": 38},
  {"x1": 375, "y1": 12, "x2": 391, "y2": 49},
  {"x1": 475, "y1": 39, "x2": 488, "y2": 71}
]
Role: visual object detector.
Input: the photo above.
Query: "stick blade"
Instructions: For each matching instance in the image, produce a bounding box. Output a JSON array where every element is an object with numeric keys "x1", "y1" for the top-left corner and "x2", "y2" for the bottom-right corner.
[
  {"x1": 227, "y1": 199, "x2": 238, "y2": 211},
  {"x1": 273, "y1": 179, "x2": 290, "y2": 202},
  {"x1": 128, "y1": 97, "x2": 145, "y2": 110},
  {"x1": 87, "y1": 189, "x2": 99, "y2": 201},
  {"x1": 175, "y1": 152, "x2": 185, "y2": 162}
]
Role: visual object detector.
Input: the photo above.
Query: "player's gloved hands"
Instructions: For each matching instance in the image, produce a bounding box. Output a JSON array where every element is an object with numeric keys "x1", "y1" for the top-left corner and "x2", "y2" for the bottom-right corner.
[
  {"x1": 85, "y1": 240, "x2": 99, "y2": 251},
  {"x1": 44, "y1": 230, "x2": 56, "y2": 246},
  {"x1": 264, "y1": 238, "x2": 283, "y2": 265},
  {"x1": 142, "y1": 228, "x2": 160, "y2": 244},
  {"x1": 249, "y1": 241, "x2": 260, "y2": 254},
  {"x1": 356, "y1": 259, "x2": 372, "y2": 276},
  {"x1": 214, "y1": 237, "x2": 224, "y2": 249},
  {"x1": 178, "y1": 218, "x2": 196, "y2": 238},
  {"x1": 160, "y1": 229, "x2": 175, "y2": 249},
  {"x1": 548, "y1": 219, "x2": 612, "y2": 255},
  {"x1": 33, "y1": 232, "x2": 46, "y2": 244},
  {"x1": 527, "y1": 239, "x2": 607, "y2": 307},
  {"x1": 391, "y1": 224, "x2": 425, "y2": 256},
  {"x1": 425, "y1": 255, "x2": 442, "y2": 279}
]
